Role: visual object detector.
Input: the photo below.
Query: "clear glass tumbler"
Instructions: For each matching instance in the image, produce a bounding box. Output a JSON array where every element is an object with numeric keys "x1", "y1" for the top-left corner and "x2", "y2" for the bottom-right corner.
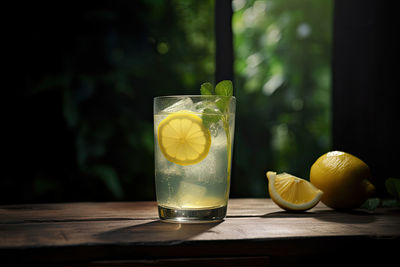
[{"x1": 154, "y1": 95, "x2": 236, "y2": 223}]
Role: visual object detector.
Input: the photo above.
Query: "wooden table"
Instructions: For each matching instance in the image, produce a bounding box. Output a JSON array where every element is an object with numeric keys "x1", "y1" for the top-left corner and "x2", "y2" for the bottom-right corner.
[{"x1": 1, "y1": 199, "x2": 399, "y2": 266}]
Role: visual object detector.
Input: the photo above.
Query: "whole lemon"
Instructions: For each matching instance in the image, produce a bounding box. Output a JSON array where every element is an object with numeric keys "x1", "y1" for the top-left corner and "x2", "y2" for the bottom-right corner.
[{"x1": 310, "y1": 151, "x2": 375, "y2": 210}]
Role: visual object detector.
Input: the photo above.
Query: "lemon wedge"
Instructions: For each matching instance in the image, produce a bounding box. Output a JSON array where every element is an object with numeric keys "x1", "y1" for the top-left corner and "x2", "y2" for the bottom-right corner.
[
  {"x1": 266, "y1": 171, "x2": 323, "y2": 211},
  {"x1": 157, "y1": 111, "x2": 211, "y2": 166}
]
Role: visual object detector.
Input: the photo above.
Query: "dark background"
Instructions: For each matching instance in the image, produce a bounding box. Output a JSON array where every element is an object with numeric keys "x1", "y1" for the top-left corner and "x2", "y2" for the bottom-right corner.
[
  {"x1": 4, "y1": 0, "x2": 216, "y2": 203},
  {"x1": 332, "y1": 0, "x2": 399, "y2": 197},
  {"x1": 2, "y1": 0, "x2": 398, "y2": 204}
]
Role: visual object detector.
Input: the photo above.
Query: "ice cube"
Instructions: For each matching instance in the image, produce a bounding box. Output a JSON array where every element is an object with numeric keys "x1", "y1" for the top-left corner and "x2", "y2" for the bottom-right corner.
[
  {"x1": 211, "y1": 128, "x2": 227, "y2": 147},
  {"x1": 175, "y1": 181, "x2": 206, "y2": 208},
  {"x1": 163, "y1": 97, "x2": 194, "y2": 113},
  {"x1": 208, "y1": 120, "x2": 223, "y2": 138},
  {"x1": 194, "y1": 99, "x2": 220, "y2": 113}
]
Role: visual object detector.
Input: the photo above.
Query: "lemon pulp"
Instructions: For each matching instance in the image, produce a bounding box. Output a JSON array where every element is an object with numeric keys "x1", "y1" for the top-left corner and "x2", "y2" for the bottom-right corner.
[
  {"x1": 157, "y1": 111, "x2": 211, "y2": 166},
  {"x1": 267, "y1": 171, "x2": 323, "y2": 211}
]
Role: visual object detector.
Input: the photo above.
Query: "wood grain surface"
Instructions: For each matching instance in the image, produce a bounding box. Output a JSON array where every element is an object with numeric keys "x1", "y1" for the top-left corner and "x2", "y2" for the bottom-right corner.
[{"x1": 0, "y1": 199, "x2": 399, "y2": 265}]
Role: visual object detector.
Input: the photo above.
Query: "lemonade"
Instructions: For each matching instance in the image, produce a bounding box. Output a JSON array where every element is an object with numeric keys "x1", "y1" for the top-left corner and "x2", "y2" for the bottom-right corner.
[{"x1": 154, "y1": 93, "x2": 235, "y2": 223}]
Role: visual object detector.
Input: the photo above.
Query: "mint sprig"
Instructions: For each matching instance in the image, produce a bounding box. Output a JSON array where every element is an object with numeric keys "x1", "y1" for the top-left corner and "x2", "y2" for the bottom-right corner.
[
  {"x1": 385, "y1": 178, "x2": 400, "y2": 200},
  {"x1": 202, "y1": 108, "x2": 222, "y2": 129},
  {"x1": 200, "y1": 80, "x2": 234, "y2": 195},
  {"x1": 215, "y1": 80, "x2": 233, "y2": 97},
  {"x1": 200, "y1": 82, "x2": 214, "y2": 95},
  {"x1": 200, "y1": 80, "x2": 233, "y2": 127},
  {"x1": 359, "y1": 178, "x2": 400, "y2": 211}
]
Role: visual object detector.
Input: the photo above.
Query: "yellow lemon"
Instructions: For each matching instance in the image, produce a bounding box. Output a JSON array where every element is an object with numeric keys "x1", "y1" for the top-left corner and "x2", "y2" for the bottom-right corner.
[
  {"x1": 310, "y1": 151, "x2": 376, "y2": 210},
  {"x1": 157, "y1": 111, "x2": 211, "y2": 166},
  {"x1": 266, "y1": 171, "x2": 323, "y2": 211}
]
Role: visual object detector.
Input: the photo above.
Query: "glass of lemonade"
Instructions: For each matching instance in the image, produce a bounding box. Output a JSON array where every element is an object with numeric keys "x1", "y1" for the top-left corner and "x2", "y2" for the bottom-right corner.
[{"x1": 154, "y1": 95, "x2": 236, "y2": 223}]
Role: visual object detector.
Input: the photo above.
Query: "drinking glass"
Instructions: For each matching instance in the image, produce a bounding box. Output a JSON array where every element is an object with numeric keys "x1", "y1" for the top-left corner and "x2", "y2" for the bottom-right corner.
[{"x1": 154, "y1": 95, "x2": 236, "y2": 223}]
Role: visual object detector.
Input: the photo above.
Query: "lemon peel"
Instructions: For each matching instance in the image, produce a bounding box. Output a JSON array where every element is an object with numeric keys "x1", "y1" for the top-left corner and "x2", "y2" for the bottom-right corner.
[
  {"x1": 267, "y1": 171, "x2": 323, "y2": 211},
  {"x1": 157, "y1": 111, "x2": 211, "y2": 166},
  {"x1": 310, "y1": 151, "x2": 375, "y2": 210}
]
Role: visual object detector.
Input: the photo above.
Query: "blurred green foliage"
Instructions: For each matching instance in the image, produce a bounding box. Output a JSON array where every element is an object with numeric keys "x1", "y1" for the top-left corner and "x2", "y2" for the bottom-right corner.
[
  {"x1": 4, "y1": 0, "x2": 214, "y2": 203},
  {"x1": 231, "y1": 0, "x2": 332, "y2": 197},
  {"x1": 3, "y1": 0, "x2": 332, "y2": 203},
  {"x1": 61, "y1": 0, "x2": 215, "y2": 201}
]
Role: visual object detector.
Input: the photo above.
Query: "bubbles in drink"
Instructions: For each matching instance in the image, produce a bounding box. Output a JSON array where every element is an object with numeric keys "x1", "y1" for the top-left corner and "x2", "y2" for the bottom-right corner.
[{"x1": 154, "y1": 96, "x2": 234, "y2": 210}]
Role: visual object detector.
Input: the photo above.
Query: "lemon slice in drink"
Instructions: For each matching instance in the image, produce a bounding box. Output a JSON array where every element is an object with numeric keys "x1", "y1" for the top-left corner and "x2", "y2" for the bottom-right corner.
[
  {"x1": 157, "y1": 111, "x2": 211, "y2": 166},
  {"x1": 266, "y1": 171, "x2": 323, "y2": 211}
]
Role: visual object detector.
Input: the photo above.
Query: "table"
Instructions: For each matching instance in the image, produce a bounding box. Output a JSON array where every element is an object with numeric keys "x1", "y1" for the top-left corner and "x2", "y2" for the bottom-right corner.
[{"x1": 1, "y1": 199, "x2": 399, "y2": 266}]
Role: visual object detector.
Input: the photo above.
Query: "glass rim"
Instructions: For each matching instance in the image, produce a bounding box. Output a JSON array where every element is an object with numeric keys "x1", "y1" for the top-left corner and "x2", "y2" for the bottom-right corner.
[{"x1": 154, "y1": 95, "x2": 236, "y2": 100}]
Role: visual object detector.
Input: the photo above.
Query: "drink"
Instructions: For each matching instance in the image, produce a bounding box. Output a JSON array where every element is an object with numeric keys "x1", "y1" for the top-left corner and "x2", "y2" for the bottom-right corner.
[{"x1": 154, "y1": 95, "x2": 235, "y2": 223}]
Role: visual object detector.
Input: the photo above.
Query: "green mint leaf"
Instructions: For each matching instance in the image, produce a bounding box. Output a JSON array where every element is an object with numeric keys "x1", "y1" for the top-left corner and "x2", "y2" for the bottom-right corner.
[
  {"x1": 216, "y1": 97, "x2": 229, "y2": 112},
  {"x1": 199, "y1": 80, "x2": 234, "y2": 183},
  {"x1": 382, "y1": 199, "x2": 400, "y2": 208},
  {"x1": 360, "y1": 197, "x2": 380, "y2": 211},
  {"x1": 200, "y1": 82, "x2": 214, "y2": 95},
  {"x1": 385, "y1": 178, "x2": 400, "y2": 199},
  {"x1": 215, "y1": 80, "x2": 233, "y2": 97},
  {"x1": 202, "y1": 108, "x2": 222, "y2": 129}
]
